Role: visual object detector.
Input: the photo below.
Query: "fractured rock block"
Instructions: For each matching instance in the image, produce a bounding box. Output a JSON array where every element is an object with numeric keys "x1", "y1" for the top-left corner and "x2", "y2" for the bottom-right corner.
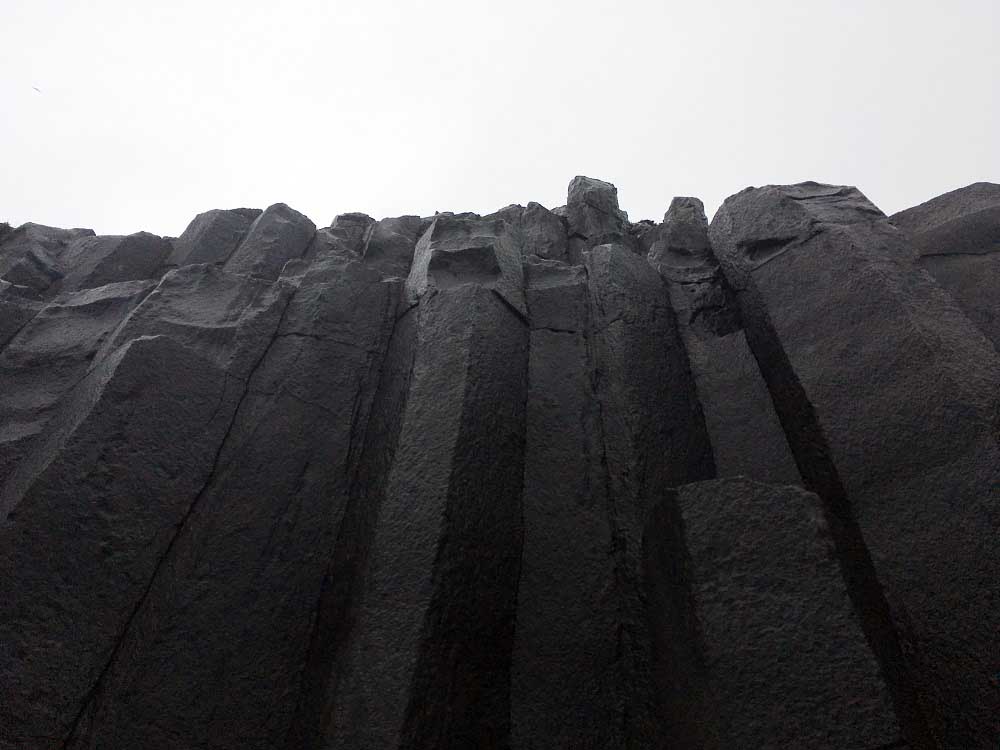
[
  {"x1": 58, "y1": 232, "x2": 172, "y2": 292},
  {"x1": 711, "y1": 181, "x2": 1000, "y2": 749},
  {"x1": 361, "y1": 215, "x2": 428, "y2": 278},
  {"x1": 224, "y1": 202, "x2": 316, "y2": 280},
  {"x1": 166, "y1": 207, "x2": 262, "y2": 267},
  {"x1": 647, "y1": 197, "x2": 798, "y2": 484},
  {"x1": 94, "y1": 263, "x2": 294, "y2": 379},
  {"x1": 0, "y1": 335, "x2": 236, "y2": 748},
  {"x1": 510, "y1": 244, "x2": 712, "y2": 747},
  {"x1": 0, "y1": 279, "x2": 156, "y2": 487},
  {"x1": 567, "y1": 176, "x2": 630, "y2": 243},
  {"x1": 65, "y1": 259, "x2": 405, "y2": 749},
  {"x1": 406, "y1": 213, "x2": 526, "y2": 316},
  {"x1": 0, "y1": 280, "x2": 42, "y2": 352},
  {"x1": 891, "y1": 181, "x2": 1000, "y2": 349},
  {"x1": 644, "y1": 478, "x2": 903, "y2": 749}
]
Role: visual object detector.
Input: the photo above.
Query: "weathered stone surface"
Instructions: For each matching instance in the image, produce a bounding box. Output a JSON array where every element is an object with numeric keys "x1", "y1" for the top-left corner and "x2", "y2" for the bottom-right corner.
[
  {"x1": 360, "y1": 214, "x2": 427, "y2": 277},
  {"x1": 93, "y1": 263, "x2": 293, "y2": 378},
  {"x1": 891, "y1": 182, "x2": 1000, "y2": 349},
  {"x1": 3, "y1": 178, "x2": 1000, "y2": 749},
  {"x1": 648, "y1": 197, "x2": 798, "y2": 484},
  {"x1": 57, "y1": 232, "x2": 172, "y2": 292},
  {"x1": 0, "y1": 335, "x2": 236, "y2": 748},
  {"x1": 0, "y1": 280, "x2": 42, "y2": 352},
  {"x1": 224, "y1": 202, "x2": 316, "y2": 280},
  {"x1": 567, "y1": 176, "x2": 629, "y2": 241},
  {"x1": 644, "y1": 478, "x2": 902, "y2": 749},
  {"x1": 0, "y1": 222, "x2": 94, "y2": 274},
  {"x1": 406, "y1": 213, "x2": 527, "y2": 316},
  {"x1": 512, "y1": 258, "x2": 621, "y2": 748},
  {"x1": 166, "y1": 207, "x2": 261, "y2": 267},
  {"x1": 514, "y1": 244, "x2": 711, "y2": 747},
  {"x1": 65, "y1": 258, "x2": 405, "y2": 750},
  {"x1": 0, "y1": 279, "x2": 156, "y2": 487},
  {"x1": 484, "y1": 201, "x2": 568, "y2": 262},
  {"x1": 323, "y1": 284, "x2": 528, "y2": 749},
  {"x1": 0, "y1": 223, "x2": 96, "y2": 295},
  {"x1": 711, "y1": 181, "x2": 1000, "y2": 749}
]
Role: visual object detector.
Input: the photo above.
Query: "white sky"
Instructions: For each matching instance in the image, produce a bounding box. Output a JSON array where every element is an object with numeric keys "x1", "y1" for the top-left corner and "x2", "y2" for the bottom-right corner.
[{"x1": 2, "y1": 0, "x2": 998, "y2": 236}]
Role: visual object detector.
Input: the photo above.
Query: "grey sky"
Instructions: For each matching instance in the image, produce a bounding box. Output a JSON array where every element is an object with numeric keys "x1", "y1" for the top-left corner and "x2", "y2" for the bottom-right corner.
[{"x1": 2, "y1": 0, "x2": 998, "y2": 236}]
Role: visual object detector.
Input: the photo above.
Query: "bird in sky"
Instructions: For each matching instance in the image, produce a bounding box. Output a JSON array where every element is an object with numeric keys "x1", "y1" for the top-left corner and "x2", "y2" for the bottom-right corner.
[{"x1": 32, "y1": 86, "x2": 41, "y2": 93}]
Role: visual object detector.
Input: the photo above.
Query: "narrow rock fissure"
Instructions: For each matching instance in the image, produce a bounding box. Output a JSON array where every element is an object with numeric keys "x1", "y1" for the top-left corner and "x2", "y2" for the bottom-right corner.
[
  {"x1": 61, "y1": 282, "x2": 300, "y2": 748},
  {"x1": 284, "y1": 298, "x2": 418, "y2": 750}
]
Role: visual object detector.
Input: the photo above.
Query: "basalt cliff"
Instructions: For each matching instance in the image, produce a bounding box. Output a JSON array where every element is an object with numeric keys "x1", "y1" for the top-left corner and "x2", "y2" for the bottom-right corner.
[{"x1": 1, "y1": 178, "x2": 998, "y2": 749}]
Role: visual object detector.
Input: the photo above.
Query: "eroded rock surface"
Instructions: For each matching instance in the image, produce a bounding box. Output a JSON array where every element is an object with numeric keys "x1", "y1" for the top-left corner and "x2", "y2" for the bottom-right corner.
[
  {"x1": 711, "y1": 181, "x2": 1000, "y2": 749},
  {"x1": 1, "y1": 178, "x2": 998, "y2": 749},
  {"x1": 891, "y1": 182, "x2": 1000, "y2": 349}
]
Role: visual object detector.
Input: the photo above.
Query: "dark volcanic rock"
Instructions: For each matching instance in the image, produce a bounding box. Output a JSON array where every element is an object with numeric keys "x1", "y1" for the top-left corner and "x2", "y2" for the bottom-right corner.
[
  {"x1": 711, "y1": 181, "x2": 1000, "y2": 749},
  {"x1": 0, "y1": 279, "x2": 156, "y2": 487},
  {"x1": 0, "y1": 335, "x2": 237, "y2": 748},
  {"x1": 891, "y1": 182, "x2": 1000, "y2": 349},
  {"x1": 57, "y1": 232, "x2": 172, "y2": 292},
  {"x1": 565, "y1": 176, "x2": 638, "y2": 259},
  {"x1": 0, "y1": 223, "x2": 96, "y2": 294},
  {"x1": 512, "y1": 258, "x2": 619, "y2": 747},
  {"x1": 304, "y1": 212, "x2": 375, "y2": 264},
  {"x1": 324, "y1": 284, "x2": 528, "y2": 749},
  {"x1": 166, "y1": 207, "x2": 262, "y2": 267},
  {"x1": 645, "y1": 478, "x2": 902, "y2": 749},
  {"x1": 224, "y1": 202, "x2": 316, "y2": 280},
  {"x1": 647, "y1": 197, "x2": 798, "y2": 484},
  {"x1": 360, "y1": 214, "x2": 428, "y2": 277},
  {"x1": 0, "y1": 280, "x2": 42, "y2": 352},
  {"x1": 66, "y1": 258, "x2": 405, "y2": 750},
  {"x1": 483, "y1": 201, "x2": 569, "y2": 261},
  {"x1": 2, "y1": 177, "x2": 999, "y2": 749},
  {"x1": 406, "y1": 212, "x2": 526, "y2": 316},
  {"x1": 513, "y1": 244, "x2": 713, "y2": 747}
]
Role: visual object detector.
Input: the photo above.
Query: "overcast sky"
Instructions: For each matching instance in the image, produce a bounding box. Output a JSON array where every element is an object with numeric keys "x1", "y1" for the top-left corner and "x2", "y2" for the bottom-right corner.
[{"x1": 2, "y1": 0, "x2": 998, "y2": 236}]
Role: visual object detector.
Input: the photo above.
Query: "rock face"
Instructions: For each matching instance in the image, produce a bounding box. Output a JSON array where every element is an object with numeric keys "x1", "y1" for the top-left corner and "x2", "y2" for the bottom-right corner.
[
  {"x1": 1, "y1": 177, "x2": 997, "y2": 749},
  {"x1": 890, "y1": 182, "x2": 1000, "y2": 350},
  {"x1": 711, "y1": 181, "x2": 1000, "y2": 750},
  {"x1": 644, "y1": 478, "x2": 902, "y2": 749}
]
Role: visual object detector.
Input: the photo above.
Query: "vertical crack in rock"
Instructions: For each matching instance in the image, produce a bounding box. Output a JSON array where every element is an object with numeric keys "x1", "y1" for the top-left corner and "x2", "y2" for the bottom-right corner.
[
  {"x1": 60, "y1": 280, "x2": 300, "y2": 749},
  {"x1": 646, "y1": 196, "x2": 796, "y2": 484},
  {"x1": 285, "y1": 298, "x2": 418, "y2": 750}
]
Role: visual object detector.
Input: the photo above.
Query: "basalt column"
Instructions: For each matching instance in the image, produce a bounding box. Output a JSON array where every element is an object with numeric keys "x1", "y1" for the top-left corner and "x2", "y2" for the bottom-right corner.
[
  {"x1": 321, "y1": 214, "x2": 529, "y2": 750},
  {"x1": 646, "y1": 197, "x2": 799, "y2": 484},
  {"x1": 711, "y1": 182, "x2": 1000, "y2": 749}
]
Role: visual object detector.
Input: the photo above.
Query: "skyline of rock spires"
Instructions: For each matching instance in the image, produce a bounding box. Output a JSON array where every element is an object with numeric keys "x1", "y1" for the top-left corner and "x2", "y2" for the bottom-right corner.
[{"x1": 1, "y1": 177, "x2": 997, "y2": 749}]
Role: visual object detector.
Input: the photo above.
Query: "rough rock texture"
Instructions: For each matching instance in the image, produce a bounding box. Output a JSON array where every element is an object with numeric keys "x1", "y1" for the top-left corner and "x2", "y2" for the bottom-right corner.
[
  {"x1": 510, "y1": 247, "x2": 711, "y2": 748},
  {"x1": 58, "y1": 232, "x2": 172, "y2": 293},
  {"x1": 711, "y1": 181, "x2": 1000, "y2": 750},
  {"x1": 0, "y1": 279, "x2": 156, "y2": 487},
  {"x1": 166, "y1": 207, "x2": 262, "y2": 267},
  {"x1": 0, "y1": 222, "x2": 95, "y2": 295},
  {"x1": 647, "y1": 197, "x2": 799, "y2": 484},
  {"x1": 890, "y1": 182, "x2": 1000, "y2": 350},
  {"x1": 566, "y1": 175, "x2": 637, "y2": 259},
  {"x1": 405, "y1": 213, "x2": 527, "y2": 316},
  {"x1": 224, "y1": 202, "x2": 316, "y2": 280},
  {"x1": 644, "y1": 478, "x2": 902, "y2": 749},
  {"x1": 1, "y1": 177, "x2": 998, "y2": 749}
]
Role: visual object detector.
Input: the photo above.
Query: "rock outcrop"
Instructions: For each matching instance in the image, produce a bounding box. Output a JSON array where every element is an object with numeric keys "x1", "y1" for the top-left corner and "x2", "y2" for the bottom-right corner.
[{"x1": 0, "y1": 177, "x2": 997, "y2": 750}]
